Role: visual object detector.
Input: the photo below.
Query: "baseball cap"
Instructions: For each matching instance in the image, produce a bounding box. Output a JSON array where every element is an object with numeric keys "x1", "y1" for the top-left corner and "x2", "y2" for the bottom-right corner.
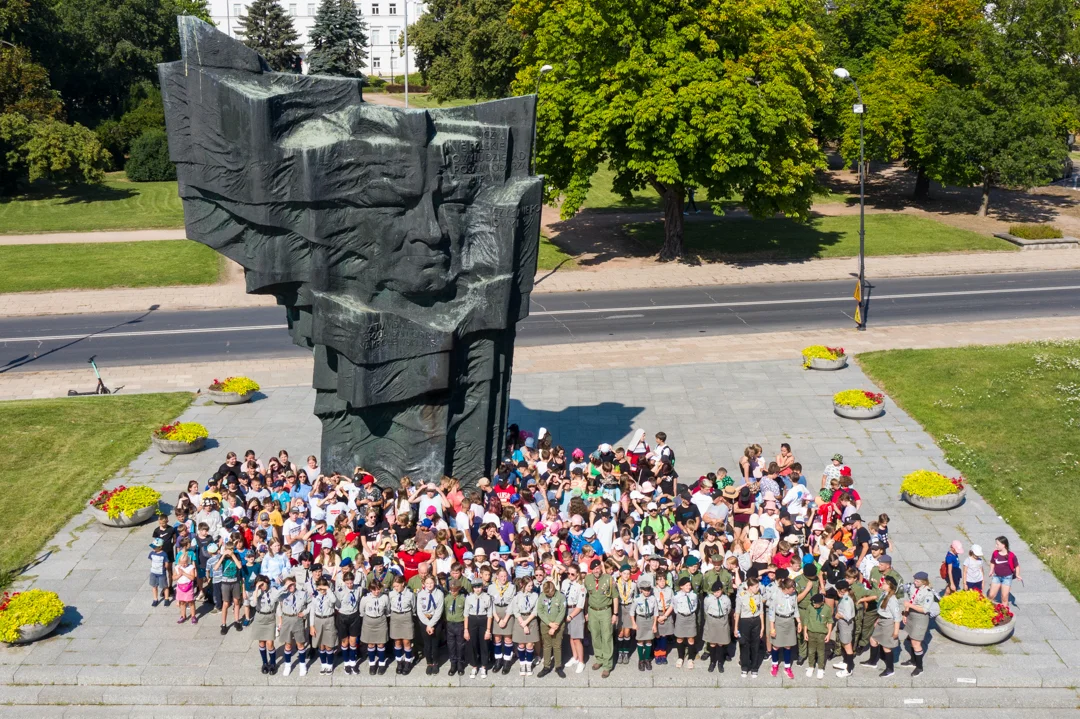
[
  {"x1": 879, "y1": 554, "x2": 893, "y2": 564},
  {"x1": 970, "y1": 544, "x2": 983, "y2": 557},
  {"x1": 572, "y1": 448, "x2": 585, "y2": 458},
  {"x1": 647, "y1": 501, "x2": 658, "y2": 510},
  {"x1": 524, "y1": 437, "x2": 536, "y2": 448},
  {"x1": 207, "y1": 543, "x2": 219, "y2": 553},
  {"x1": 584, "y1": 528, "x2": 596, "y2": 538},
  {"x1": 463, "y1": 551, "x2": 474, "y2": 560}
]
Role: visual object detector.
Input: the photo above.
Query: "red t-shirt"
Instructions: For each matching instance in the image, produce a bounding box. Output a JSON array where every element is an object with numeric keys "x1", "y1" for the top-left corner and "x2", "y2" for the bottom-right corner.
[
  {"x1": 772, "y1": 551, "x2": 795, "y2": 570},
  {"x1": 396, "y1": 550, "x2": 432, "y2": 581},
  {"x1": 309, "y1": 531, "x2": 336, "y2": 552}
]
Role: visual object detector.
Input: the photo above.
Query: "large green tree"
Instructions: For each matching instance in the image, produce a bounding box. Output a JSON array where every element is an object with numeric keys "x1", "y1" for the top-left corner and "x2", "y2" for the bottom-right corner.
[
  {"x1": 512, "y1": 0, "x2": 833, "y2": 261},
  {"x1": 410, "y1": 0, "x2": 520, "y2": 101},
  {"x1": 307, "y1": 0, "x2": 368, "y2": 77},
  {"x1": 238, "y1": 0, "x2": 303, "y2": 72}
]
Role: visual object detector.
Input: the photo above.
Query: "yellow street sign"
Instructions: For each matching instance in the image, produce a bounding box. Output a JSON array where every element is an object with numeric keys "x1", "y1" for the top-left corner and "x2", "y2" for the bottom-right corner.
[
  {"x1": 854, "y1": 305, "x2": 862, "y2": 325},
  {"x1": 853, "y1": 281, "x2": 862, "y2": 303}
]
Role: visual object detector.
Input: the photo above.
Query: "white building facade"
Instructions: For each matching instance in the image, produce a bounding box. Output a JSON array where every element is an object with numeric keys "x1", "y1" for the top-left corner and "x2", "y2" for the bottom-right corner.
[{"x1": 207, "y1": 0, "x2": 426, "y2": 78}]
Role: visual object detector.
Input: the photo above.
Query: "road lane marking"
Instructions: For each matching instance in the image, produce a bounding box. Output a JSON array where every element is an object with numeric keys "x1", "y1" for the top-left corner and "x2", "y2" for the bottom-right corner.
[{"x1": 2, "y1": 283, "x2": 1079, "y2": 343}]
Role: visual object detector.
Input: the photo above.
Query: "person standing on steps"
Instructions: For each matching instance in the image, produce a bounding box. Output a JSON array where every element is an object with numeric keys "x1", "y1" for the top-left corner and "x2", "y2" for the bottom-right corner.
[
  {"x1": 988, "y1": 537, "x2": 1022, "y2": 606},
  {"x1": 389, "y1": 574, "x2": 416, "y2": 674},
  {"x1": 585, "y1": 558, "x2": 618, "y2": 678},
  {"x1": 900, "y1": 571, "x2": 936, "y2": 677},
  {"x1": 561, "y1": 567, "x2": 587, "y2": 673},
  {"x1": 278, "y1": 576, "x2": 311, "y2": 677},
  {"x1": 489, "y1": 567, "x2": 517, "y2": 674},
  {"x1": 511, "y1": 576, "x2": 540, "y2": 676},
  {"x1": 768, "y1": 578, "x2": 800, "y2": 679},
  {"x1": 248, "y1": 574, "x2": 281, "y2": 674},
  {"x1": 416, "y1": 574, "x2": 444, "y2": 675},
  {"x1": 335, "y1": 570, "x2": 363, "y2": 674},
  {"x1": 831, "y1": 580, "x2": 858, "y2": 677},
  {"x1": 631, "y1": 578, "x2": 659, "y2": 672},
  {"x1": 615, "y1": 563, "x2": 638, "y2": 665},
  {"x1": 359, "y1": 579, "x2": 390, "y2": 675},
  {"x1": 803, "y1": 593, "x2": 833, "y2": 679},
  {"x1": 654, "y1": 571, "x2": 675, "y2": 665},
  {"x1": 464, "y1": 579, "x2": 494, "y2": 679},
  {"x1": 861, "y1": 576, "x2": 902, "y2": 677},
  {"x1": 734, "y1": 576, "x2": 765, "y2": 678},
  {"x1": 702, "y1": 579, "x2": 732, "y2": 673},
  {"x1": 443, "y1": 579, "x2": 467, "y2": 676},
  {"x1": 536, "y1": 579, "x2": 567, "y2": 678},
  {"x1": 673, "y1": 575, "x2": 700, "y2": 669},
  {"x1": 309, "y1": 577, "x2": 339, "y2": 674}
]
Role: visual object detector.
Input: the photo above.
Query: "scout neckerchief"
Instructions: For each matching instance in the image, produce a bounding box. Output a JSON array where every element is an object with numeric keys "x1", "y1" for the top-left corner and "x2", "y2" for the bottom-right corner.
[
  {"x1": 617, "y1": 577, "x2": 634, "y2": 604},
  {"x1": 448, "y1": 594, "x2": 460, "y2": 617},
  {"x1": 748, "y1": 591, "x2": 757, "y2": 615}
]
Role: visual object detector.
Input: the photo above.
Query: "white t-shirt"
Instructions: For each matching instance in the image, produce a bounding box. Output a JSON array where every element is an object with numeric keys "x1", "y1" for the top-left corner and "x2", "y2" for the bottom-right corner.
[
  {"x1": 690, "y1": 490, "x2": 713, "y2": 518},
  {"x1": 282, "y1": 518, "x2": 307, "y2": 554},
  {"x1": 325, "y1": 501, "x2": 348, "y2": 527},
  {"x1": 964, "y1": 556, "x2": 984, "y2": 582},
  {"x1": 592, "y1": 519, "x2": 617, "y2": 553},
  {"x1": 783, "y1": 485, "x2": 811, "y2": 520},
  {"x1": 304, "y1": 465, "x2": 320, "y2": 483},
  {"x1": 418, "y1": 495, "x2": 444, "y2": 518}
]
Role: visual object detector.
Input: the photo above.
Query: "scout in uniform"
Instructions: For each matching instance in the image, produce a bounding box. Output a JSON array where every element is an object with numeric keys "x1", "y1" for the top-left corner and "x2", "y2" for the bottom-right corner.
[
  {"x1": 672, "y1": 575, "x2": 700, "y2": 669},
  {"x1": 389, "y1": 574, "x2": 416, "y2": 673},
  {"x1": 702, "y1": 579, "x2": 732, "y2": 673},
  {"x1": 278, "y1": 576, "x2": 311, "y2": 677},
  {"x1": 309, "y1": 577, "x2": 339, "y2": 674},
  {"x1": 793, "y1": 564, "x2": 818, "y2": 664},
  {"x1": 861, "y1": 575, "x2": 902, "y2": 677},
  {"x1": 677, "y1": 556, "x2": 706, "y2": 657},
  {"x1": 584, "y1": 558, "x2": 617, "y2": 678},
  {"x1": 630, "y1": 578, "x2": 659, "y2": 671},
  {"x1": 335, "y1": 570, "x2": 364, "y2": 674},
  {"x1": 831, "y1": 580, "x2": 858, "y2": 677},
  {"x1": 861, "y1": 555, "x2": 903, "y2": 653},
  {"x1": 900, "y1": 571, "x2": 936, "y2": 676},
  {"x1": 653, "y1": 571, "x2": 675, "y2": 665},
  {"x1": 464, "y1": 579, "x2": 494, "y2": 678},
  {"x1": 802, "y1": 593, "x2": 833, "y2": 678},
  {"x1": 733, "y1": 576, "x2": 764, "y2": 678},
  {"x1": 846, "y1": 566, "x2": 876, "y2": 653},
  {"x1": 247, "y1": 574, "x2": 281, "y2": 674},
  {"x1": 615, "y1": 564, "x2": 637, "y2": 665},
  {"x1": 768, "y1": 578, "x2": 800, "y2": 679},
  {"x1": 488, "y1": 568, "x2": 517, "y2": 674},
  {"x1": 416, "y1": 574, "x2": 445, "y2": 675},
  {"x1": 359, "y1": 579, "x2": 391, "y2": 674},
  {"x1": 560, "y1": 567, "x2": 587, "y2": 672},
  {"x1": 536, "y1": 579, "x2": 567, "y2": 678},
  {"x1": 443, "y1": 579, "x2": 467, "y2": 676},
  {"x1": 511, "y1": 576, "x2": 540, "y2": 676}
]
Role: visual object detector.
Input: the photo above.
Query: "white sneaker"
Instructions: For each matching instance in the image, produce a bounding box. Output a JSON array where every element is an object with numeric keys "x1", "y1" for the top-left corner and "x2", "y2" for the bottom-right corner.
[
  {"x1": 832, "y1": 660, "x2": 847, "y2": 669},
  {"x1": 282, "y1": 662, "x2": 293, "y2": 677},
  {"x1": 479, "y1": 668, "x2": 488, "y2": 678},
  {"x1": 750, "y1": 672, "x2": 758, "y2": 679},
  {"x1": 817, "y1": 669, "x2": 825, "y2": 679},
  {"x1": 566, "y1": 658, "x2": 578, "y2": 668},
  {"x1": 470, "y1": 667, "x2": 478, "y2": 679},
  {"x1": 519, "y1": 662, "x2": 527, "y2": 676},
  {"x1": 576, "y1": 661, "x2": 585, "y2": 674},
  {"x1": 740, "y1": 671, "x2": 748, "y2": 678},
  {"x1": 298, "y1": 662, "x2": 308, "y2": 677},
  {"x1": 836, "y1": 669, "x2": 852, "y2": 677},
  {"x1": 806, "y1": 667, "x2": 814, "y2": 678},
  {"x1": 526, "y1": 664, "x2": 533, "y2": 676},
  {"x1": 686, "y1": 659, "x2": 694, "y2": 670},
  {"x1": 675, "y1": 658, "x2": 683, "y2": 668}
]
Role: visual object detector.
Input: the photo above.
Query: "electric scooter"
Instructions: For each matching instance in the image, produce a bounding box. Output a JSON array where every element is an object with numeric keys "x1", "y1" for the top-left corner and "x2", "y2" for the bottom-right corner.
[{"x1": 67, "y1": 355, "x2": 115, "y2": 396}]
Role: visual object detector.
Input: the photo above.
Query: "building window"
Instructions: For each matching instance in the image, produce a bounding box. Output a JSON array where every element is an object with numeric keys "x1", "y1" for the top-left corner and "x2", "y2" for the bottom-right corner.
[
  {"x1": 233, "y1": 3, "x2": 240, "y2": 15},
  {"x1": 370, "y1": 28, "x2": 381, "y2": 46},
  {"x1": 372, "y1": 57, "x2": 381, "y2": 70},
  {"x1": 371, "y1": 3, "x2": 379, "y2": 13},
  {"x1": 307, "y1": 3, "x2": 315, "y2": 13},
  {"x1": 388, "y1": 2, "x2": 396, "y2": 13},
  {"x1": 288, "y1": 3, "x2": 296, "y2": 14}
]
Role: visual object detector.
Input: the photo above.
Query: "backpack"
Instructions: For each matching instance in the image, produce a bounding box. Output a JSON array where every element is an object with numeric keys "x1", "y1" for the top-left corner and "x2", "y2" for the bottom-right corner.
[{"x1": 939, "y1": 561, "x2": 948, "y2": 580}]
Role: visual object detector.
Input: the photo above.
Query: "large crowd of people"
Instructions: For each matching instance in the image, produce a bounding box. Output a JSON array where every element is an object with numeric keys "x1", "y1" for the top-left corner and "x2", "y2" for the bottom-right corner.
[{"x1": 146, "y1": 429, "x2": 959, "y2": 680}]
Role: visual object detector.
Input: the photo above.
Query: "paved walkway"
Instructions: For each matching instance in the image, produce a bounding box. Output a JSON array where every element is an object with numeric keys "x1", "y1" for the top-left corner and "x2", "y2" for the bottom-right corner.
[
  {"x1": 5, "y1": 247, "x2": 1080, "y2": 316},
  {"x1": 0, "y1": 229, "x2": 187, "y2": 245},
  {"x1": 2, "y1": 315, "x2": 1078, "y2": 401},
  {"x1": 1, "y1": 361, "x2": 1078, "y2": 715}
]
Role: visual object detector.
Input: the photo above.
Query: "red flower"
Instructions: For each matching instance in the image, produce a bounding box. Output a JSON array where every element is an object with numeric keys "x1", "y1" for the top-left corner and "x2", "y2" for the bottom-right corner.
[{"x1": 862, "y1": 391, "x2": 885, "y2": 405}]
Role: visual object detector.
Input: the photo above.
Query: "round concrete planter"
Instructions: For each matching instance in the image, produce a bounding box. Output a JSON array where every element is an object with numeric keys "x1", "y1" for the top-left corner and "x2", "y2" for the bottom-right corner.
[
  {"x1": 152, "y1": 435, "x2": 206, "y2": 455},
  {"x1": 8, "y1": 616, "x2": 61, "y2": 645},
  {"x1": 834, "y1": 401, "x2": 885, "y2": 419},
  {"x1": 207, "y1": 389, "x2": 253, "y2": 405},
  {"x1": 936, "y1": 615, "x2": 1014, "y2": 645},
  {"x1": 805, "y1": 355, "x2": 848, "y2": 371},
  {"x1": 902, "y1": 488, "x2": 965, "y2": 511},
  {"x1": 91, "y1": 503, "x2": 158, "y2": 528}
]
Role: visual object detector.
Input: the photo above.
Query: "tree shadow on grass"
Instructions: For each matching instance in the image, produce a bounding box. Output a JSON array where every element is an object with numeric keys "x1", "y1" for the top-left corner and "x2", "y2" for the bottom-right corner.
[
  {"x1": 623, "y1": 217, "x2": 846, "y2": 265},
  {"x1": 508, "y1": 399, "x2": 646, "y2": 453},
  {"x1": 0, "y1": 182, "x2": 137, "y2": 206}
]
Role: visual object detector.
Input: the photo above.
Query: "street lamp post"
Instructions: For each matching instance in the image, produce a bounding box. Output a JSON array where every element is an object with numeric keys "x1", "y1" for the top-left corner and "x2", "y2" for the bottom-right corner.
[
  {"x1": 403, "y1": 1, "x2": 410, "y2": 108},
  {"x1": 833, "y1": 67, "x2": 866, "y2": 330},
  {"x1": 531, "y1": 64, "x2": 553, "y2": 176}
]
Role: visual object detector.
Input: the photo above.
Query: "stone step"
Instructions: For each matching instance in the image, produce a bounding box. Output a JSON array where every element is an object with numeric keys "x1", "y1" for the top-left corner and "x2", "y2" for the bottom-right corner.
[{"x1": 2, "y1": 683, "x2": 1077, "y2": 709}]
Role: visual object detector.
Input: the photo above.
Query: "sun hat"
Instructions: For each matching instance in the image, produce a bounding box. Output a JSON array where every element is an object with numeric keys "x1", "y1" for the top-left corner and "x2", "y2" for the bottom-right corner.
[
  {"x1": 970, "y1": 544, "x2": 984, "y2": 557},
  {"x1": 572, "y1": 448, "x2": 585, "y2": 458},
  {"x1": 630, "y1": 490, "x2": 644, "y2": 500},
  {"x1": 474, "y1": 547, "x2": 487, "y2": 556},
  {"x1": 403, "y1": 538, "x2": 418, "y2": 552},
  {"x1": 831, "y1": 454, "x2": 844, "y2": 463},
  {"x1": 641, "y1": 481, "x2": 655, "y2": 493},
  {"x1": 840, "y1": 466, "x2": 852, "y2": 477},
  {"x1": 722, "y1": 486, "x2": 739, "y2": 499},
  {"x1": 207, "y1": 543, "x2": 219, "y2": 553}
]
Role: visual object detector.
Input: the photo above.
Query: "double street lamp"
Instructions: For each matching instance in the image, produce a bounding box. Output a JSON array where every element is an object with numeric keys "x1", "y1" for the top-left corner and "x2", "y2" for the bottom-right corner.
[
  {"x1": 833, "y1": 67, "x2": 867, "y2": 331},
  {"x1": 531, "y1": 64, "x2": 553, "y2": 175}
]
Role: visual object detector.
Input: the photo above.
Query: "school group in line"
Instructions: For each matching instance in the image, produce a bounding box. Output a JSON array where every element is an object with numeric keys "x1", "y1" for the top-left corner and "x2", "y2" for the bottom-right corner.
[{"x1": 146, "y1": 432, "x2": 948, "y2": 680}]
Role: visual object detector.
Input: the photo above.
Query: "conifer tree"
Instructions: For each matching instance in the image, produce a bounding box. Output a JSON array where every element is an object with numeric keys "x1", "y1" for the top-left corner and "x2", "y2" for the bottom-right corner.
[
  {"x1": 307, "y1": 0, "x2": 368, "y2": 77},
  {"x1": 237, "y1": 0, "x2": 302, "y2": 72}
]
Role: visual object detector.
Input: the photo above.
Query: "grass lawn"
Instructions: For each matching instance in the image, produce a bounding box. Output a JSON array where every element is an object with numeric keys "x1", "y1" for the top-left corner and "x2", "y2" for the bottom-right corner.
[
  {"x1": 0, "y1": 240, "x2": 222, "y2": 293},
  {"x1": 537, "y1": 235, "x2": 577, "y2": 272},
  {"x1": 0, "y1": 393, "x2": 194, "y2": 587},
  {"x1": 0, "y1": 179, "x2": 184, "y2": 234},
  {"x1": 624, "y1": 213, "x2": 1015, "y2": 261},
  {"x1": 859, "y1": 342, "x2": 1080, "y2": 600},
  {"x1": 394, "y1": 93, "x2": 479, "y2": 109}
]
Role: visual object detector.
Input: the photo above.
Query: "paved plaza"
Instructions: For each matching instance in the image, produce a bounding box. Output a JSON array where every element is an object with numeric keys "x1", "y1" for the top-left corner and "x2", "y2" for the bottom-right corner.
[{"x1": 2, "y1": 359, "x2": 1079, "y2": 717}]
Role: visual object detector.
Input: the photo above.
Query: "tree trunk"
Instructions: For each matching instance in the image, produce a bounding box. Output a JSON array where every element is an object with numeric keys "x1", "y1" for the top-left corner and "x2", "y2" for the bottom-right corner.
[
  {"x1": 978, "y1": 175, "x2": 991, "y2": 217},
  {"x1": 913, "y1": 167, "x2": 931, "y2": 202},
  {"x1": 657, "y1": 183, "x2": 685, "y2": 262}
]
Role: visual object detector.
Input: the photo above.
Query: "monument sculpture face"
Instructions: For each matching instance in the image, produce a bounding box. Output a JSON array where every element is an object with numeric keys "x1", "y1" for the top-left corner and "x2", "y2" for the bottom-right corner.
[{"x1": 160, "y1": 18, "x2": 542, "y2": 485}]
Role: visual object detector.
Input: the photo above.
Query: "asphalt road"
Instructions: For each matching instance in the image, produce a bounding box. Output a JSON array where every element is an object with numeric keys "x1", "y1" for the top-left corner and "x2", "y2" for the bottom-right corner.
[{"x1": 3, "y1": 270, "x2": 1079, "y2": 373}]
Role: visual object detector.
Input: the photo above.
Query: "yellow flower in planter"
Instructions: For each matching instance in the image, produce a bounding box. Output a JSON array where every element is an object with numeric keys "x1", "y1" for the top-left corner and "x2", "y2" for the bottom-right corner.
[
  {"x1": 802, "y1": 345, "x2": 845, "y2": 368},
  {"x1": 901, "y1": 470, "x2": 962, "y2": 497},
  {"x1": 833, "y1": 389, "x2": 884, "y2": 408},
  {"x1": 209, "y1": 376, "x2": 260, "y2": 394},
  {"x1": 153, "y1": 422, "x2": 209, "y2": 443},
  {"x1": 0, "y1": 590, "x2": 65, "y2": 643}
]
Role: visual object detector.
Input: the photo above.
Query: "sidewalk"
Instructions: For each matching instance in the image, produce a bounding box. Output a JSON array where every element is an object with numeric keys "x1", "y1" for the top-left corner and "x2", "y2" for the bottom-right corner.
[
  {"x1": 3, "y1": 315, "x2": 1077, "y2": 401},
  {"x1": 0, "y1": 229, "x2": 187, "y2": 245},
  {"x1": 6, "y1": 246, "x2": 1080, "y2": 316}
]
